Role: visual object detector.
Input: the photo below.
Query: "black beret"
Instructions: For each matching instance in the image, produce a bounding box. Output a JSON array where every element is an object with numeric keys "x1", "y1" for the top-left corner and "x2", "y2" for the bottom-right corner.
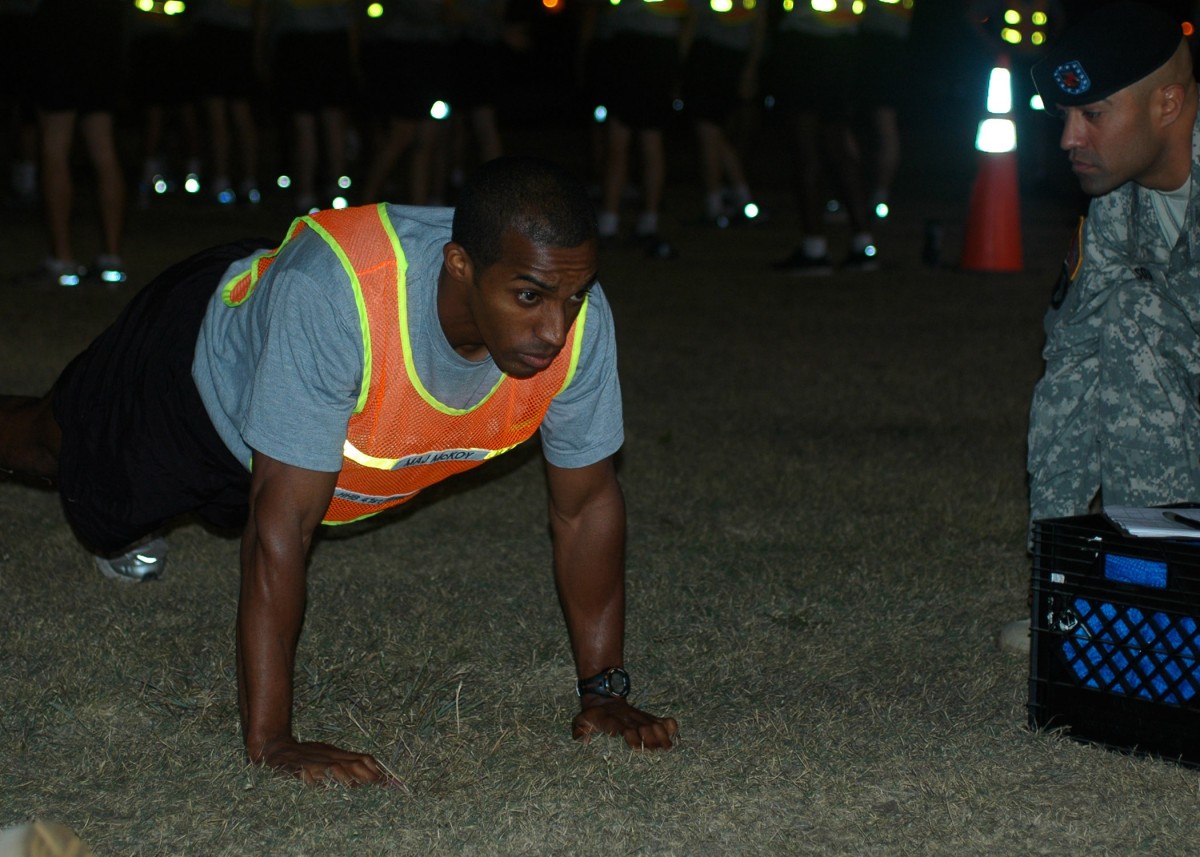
[{"x1": 1031, "y1": 1, "x2": 1184, "y2": 108}]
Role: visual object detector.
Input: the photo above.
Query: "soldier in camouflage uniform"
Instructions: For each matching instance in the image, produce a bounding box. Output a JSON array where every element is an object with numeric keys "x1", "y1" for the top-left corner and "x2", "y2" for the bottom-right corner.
[{"x1": 1026, "y1": 1, "x2": 1198, "y2": 529}]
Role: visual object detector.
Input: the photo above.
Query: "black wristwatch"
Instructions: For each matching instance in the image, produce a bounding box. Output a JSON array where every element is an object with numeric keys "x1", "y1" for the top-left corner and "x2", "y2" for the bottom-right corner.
[{"x1": 576, "y1": 667, "x2": 630, "y2": 699}]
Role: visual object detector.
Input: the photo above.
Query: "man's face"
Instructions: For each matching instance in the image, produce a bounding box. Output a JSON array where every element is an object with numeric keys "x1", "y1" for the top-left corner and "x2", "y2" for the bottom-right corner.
[
  {"x1": 1057, "y1": 85, "x2": 1162, "y2": 195},
  {"x1": 466, "y1": 230, "x2": 598, "y2": 379}
]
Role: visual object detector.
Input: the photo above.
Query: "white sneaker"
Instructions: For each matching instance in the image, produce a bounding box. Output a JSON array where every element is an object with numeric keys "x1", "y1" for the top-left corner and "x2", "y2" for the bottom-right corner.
[
  {"x1": 0, "y1": 821, "x2": 93, "y2": 857},
  {"x1": 43, "y1": 258, "x2": 85, "y2": 287},
  {"x1": 94, "y1": 535, "x2": 168, "y2": 583},
  {"x1": 999, "y1": 617, "x2": 1030, "y2": 654}
]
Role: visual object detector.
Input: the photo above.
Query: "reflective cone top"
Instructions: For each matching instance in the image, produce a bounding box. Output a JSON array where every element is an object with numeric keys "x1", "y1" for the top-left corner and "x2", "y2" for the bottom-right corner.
[{"x1": 962, "y1": 55, "x2": 1023, "y2": 272}]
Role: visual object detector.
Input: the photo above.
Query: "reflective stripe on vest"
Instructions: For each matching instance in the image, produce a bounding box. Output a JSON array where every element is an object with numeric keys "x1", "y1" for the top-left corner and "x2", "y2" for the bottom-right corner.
[
  {"x1": 225, "y1": 203, "x2": 586, "y2": 525},
  {"x1": 781, "y1": 0, "x2": 859, "y2": 30},
  {"x1": 709, "y1": 0, "x2": 757, "y2": 27},
  {"x1": 642, "y1": 0, "x2": 691, "y2": 17}
]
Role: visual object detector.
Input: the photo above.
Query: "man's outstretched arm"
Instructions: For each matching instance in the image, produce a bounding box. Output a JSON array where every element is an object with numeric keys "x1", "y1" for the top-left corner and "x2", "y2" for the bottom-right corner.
[
  {"x1": 545, "y1": 457, "x2": 678, "y2": 751},
  {"x1": 237, "y1": 450, "x2": 397, "y2": 786}
]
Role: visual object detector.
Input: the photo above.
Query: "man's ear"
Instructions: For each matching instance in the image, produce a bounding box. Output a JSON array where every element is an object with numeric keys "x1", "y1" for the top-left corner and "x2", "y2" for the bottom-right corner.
[
  {"x1": 1158, "y1": 82, "x2": 1187, "y2": 127},
  {"x1": 443, "y1": 242, "x2": 475, "y2": 286}
]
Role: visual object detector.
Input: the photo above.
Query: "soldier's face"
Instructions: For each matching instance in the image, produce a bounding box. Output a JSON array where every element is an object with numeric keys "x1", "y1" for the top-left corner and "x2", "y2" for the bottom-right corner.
[
  {"x1": 1057, "y1": 85, "x2": 1163, "y2": 195},
  {"x1": 467, "y1": 230, "x2": 598, "y2": 379}
]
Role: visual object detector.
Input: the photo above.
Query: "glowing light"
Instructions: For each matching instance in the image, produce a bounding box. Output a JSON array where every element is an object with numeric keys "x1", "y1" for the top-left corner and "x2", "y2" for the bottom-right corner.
[
  {"x1": 277, "y1": 175, "x2": 292, "y2": 189},
  {"x1": 153, "y1": 177, "x2": 168, "y2": 195},
  {"x1": 862, "y1": 244, "x2": 877, "y2": 258},
  {"x1": 163, "y1": 0, "x2": 185, "y2": 13},
  {"x1": 711, "y1": 0, "x2": 732, "y2": 11},
  {"x1": 430, "y1": 100, "x2": 450, "y2": 120},
  {"x1": 135, "y1": 0, "x2": 154, "y2": 10},
  {"x1": 811, "y1": 0, "x2": 836, "y2": 11},
  {"x1": 1031, "y1": 10, "x2": 1047, "y2": 24},
  {"x1": 976, "y1": 117, "x2": 1016, "y2": 153},
  {"x1": 1001, "y1": 27, "x2": 1022, "y2": 44},
  {"x1": 59, "y1": 272, "x2": 81, "y2": 287},
  {"x1": 543, "y1": 0, "x2": 560, "y2": 9},
  {"x1": 852, "y1": 0, "x2": 864, "y2": 14},
  {"x1": 743, "y1": 203, "x2": 759, "y2": 219},
  {"x1": 245, "y1": 187, "x2": 262, "y2": 204},
  {"x1": 782, "y1": 0, "x2": 793, "y2": 11},
  {"x1": 367, "y1": 2, "x2": 383, "y2": 16},
  {"x1": 184, "y1": 173, "x2": 201, "y2": 194},
  {"x1": 874, "y1": 202, "x2": 889, "y2": 219},
  {"x1": 1031, "y1": 31, "x2": 1045, "y2": 45},
  {"x1": 987, "y1": 66, "x2": 1012, "y2": 114},
  {"x1": 593, "y1": 104, "x2": 608, "y2": 123},
  {"x1": 337, "y1": 175, "x2": 352, "y2": 189},
  {"x1": 743, "y1": 0, "x2": 756, "y2": 8},
  {"x1": 1003, "y1": 8, "x2": 1020, "y2": 24},
  {"x1": 101, "y1": 268, "x2": 126, "y2": 284},
  {"x1": 1185, "y1": 21, "x2": 1195, "y2": 37},
  {"x1": 1030, "y1": 93, "x2": 1044, "y2": 111},
  {"x1": 332, "y1": 196, "x2": 349, "y2": 209},
  {"x1": 217, "y1": 188, "x2": 236, "y2": 205}
]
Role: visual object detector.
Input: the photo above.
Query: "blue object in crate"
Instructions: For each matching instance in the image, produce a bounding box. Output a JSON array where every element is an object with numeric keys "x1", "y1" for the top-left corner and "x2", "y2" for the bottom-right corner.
[
  {"x1": 1061, "y1": 598, "x2": 1200, "y2": 704},
  {"x1": 1104, "y1": 553, "x2": 1168, "y2": 589}
]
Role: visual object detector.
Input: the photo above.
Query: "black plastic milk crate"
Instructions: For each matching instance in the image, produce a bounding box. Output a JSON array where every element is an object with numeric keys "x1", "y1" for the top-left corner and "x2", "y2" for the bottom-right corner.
[{"x1": 1030, "y1": 513, "x2": 1200, "y2": 766}]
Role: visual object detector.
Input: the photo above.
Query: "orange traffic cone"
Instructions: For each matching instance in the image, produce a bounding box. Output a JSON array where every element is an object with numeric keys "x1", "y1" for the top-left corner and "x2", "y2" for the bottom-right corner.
[{"x1": 962, "y1": 55, "x2": 1023, "y2": 272}]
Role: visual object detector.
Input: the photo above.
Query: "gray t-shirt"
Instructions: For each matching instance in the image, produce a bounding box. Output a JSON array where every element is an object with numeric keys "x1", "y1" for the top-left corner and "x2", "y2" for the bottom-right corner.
[{"x1": 192, "y1": 205, "x2": 623, "y2": 474}]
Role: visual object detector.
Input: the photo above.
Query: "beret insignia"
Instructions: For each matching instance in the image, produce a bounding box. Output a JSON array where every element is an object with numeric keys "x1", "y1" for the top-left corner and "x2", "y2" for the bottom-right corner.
[{"x1": 1053, "y1": 61, "x2": 1090, "y2": 96}]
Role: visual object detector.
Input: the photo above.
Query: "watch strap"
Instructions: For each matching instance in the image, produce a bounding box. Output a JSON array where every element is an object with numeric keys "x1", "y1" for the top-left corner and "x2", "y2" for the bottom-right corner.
[{"x1": 576, "y1": 666, "x2": 630, "y2": 699}]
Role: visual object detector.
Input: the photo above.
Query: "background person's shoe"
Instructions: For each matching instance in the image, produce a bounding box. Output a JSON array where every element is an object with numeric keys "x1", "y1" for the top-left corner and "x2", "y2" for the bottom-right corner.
[
  {"x1": 841, "y1": 247, "x2": 881, "y2": 273},
  {"x1": 772, "y1": 248, "x2": 833, "y2": 277},
  {"x1": 94, "y1": 535, "x2": 168, "y2": 583},
  {"x1": 43, "y1": 258, "x2": 85, "y2": 287},
  {"x1": 0, "y1": 821, "x2": 93, "y2": 857},
  {"x1": 93, "y1": 254, "x2": 126, "y2": 285}
]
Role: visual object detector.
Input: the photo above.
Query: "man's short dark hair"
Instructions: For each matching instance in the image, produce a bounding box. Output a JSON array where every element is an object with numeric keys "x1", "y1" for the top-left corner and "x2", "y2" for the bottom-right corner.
[{"x1": 452, "y1": 156, "x2": 597, "y2": 271}]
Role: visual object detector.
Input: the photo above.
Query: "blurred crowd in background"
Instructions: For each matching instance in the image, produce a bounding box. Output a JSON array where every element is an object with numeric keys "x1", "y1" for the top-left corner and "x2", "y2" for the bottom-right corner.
[{"x1": 0, "y1": 0, "x2": 1196, "y2": 283}]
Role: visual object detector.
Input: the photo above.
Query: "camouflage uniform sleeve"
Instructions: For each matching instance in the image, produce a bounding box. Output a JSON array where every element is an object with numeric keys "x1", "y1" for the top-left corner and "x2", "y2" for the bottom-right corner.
[
  {"x1": 1028, "y1": 180, "x2": 1200, "y2": 531},
  {"x1": 1026, "y1": 204, "x2": 1117, "y2": 527}
]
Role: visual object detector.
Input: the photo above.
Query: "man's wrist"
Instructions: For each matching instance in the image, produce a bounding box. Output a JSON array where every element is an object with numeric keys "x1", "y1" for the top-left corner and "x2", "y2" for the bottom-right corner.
[{"x1": 576, "y1": 666, "x2": 630, "y2": 700}]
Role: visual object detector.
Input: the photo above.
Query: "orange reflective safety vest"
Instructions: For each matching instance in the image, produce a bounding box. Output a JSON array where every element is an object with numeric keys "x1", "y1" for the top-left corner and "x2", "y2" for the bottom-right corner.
[
  {"x1": 641, "y1": 0, "x2": 691, "y2": 18},
  {"x1": 708, "y1": 0, "x2": 757, "y2": 28},
  {"x1": 871, "y1": 0, "x2": 914, "y2": 21},
  {"x1": 781, "y1": 0, "x2": 859, "y2": 32},
  {"x1": 222, "y1": 204, "x2": 588, "y2": 525}
]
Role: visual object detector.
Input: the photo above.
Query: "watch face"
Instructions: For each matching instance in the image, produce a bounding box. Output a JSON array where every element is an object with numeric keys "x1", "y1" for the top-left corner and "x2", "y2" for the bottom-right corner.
[{"x1": 607, "y1": 668, "x2": 630, "y2": 697}]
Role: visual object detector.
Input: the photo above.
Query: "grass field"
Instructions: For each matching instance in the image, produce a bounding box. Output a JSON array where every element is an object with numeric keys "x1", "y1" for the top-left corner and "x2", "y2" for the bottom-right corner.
[{"x1": 4, "y1": 124, "x2": 1198, "y2": 856}]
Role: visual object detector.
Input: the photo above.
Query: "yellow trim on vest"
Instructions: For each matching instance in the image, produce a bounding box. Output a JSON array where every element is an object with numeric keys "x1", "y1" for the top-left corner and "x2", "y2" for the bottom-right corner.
[
  {"x1": 221, "y1": 218, "x2": 308, "y2": 307},
  {"x1": 303, "y1": 210, "x2": 376, "y2": 415},
  {"x1": 557, "y1": 299, "x2": 587, "y2": 395}
]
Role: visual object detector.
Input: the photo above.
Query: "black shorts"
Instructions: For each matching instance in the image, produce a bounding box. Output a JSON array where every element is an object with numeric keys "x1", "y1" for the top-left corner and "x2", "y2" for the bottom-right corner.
[
  {"x1": 189, "y1": 23, "x2": 259, "y2": 101},
  {"x1": 361, "y1": 40, "x2": 454, "y2": 121},
  {"x1": 592, "y1": 33, "x2": 680, "y2": 130},
  {"x1": 53, "y1": 240, "x2": 272, "y2": 553},
  {"x1": 270, "y1": 31, "x2": 355, "y2": 112},
  {"x1": 449, "y1": 39, "x2": 506, "y2": 110},
  {"x1": 853, "y1": 31, "x2": 911, "y2": 110},
  {"x1": 128, "y1": 31, "x2": 198, "y2": 108},
  {"x1": 29, "y1": 1, "x2": 123, "y2": 114},
  {"x1": 682, "y1": 40, "x2": 749, "y2": 124},
  {"x1": 767, "y1": 31, "x2": 856, "y2": 120}
]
